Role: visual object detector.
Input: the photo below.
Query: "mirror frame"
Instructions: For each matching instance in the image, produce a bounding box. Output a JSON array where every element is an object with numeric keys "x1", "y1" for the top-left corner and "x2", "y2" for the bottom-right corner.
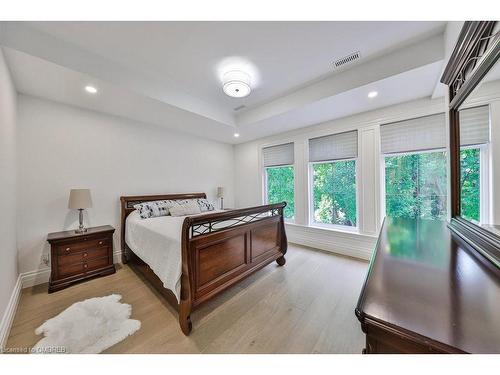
[{"x1": 441, "y1": 21, "x2": 500, "y2": 268}]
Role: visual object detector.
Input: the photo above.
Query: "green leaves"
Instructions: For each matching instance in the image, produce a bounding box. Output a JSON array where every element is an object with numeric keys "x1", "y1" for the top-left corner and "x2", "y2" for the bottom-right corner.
[
  {"x1": 312, "y1": 160, "x2": 356, "y2": 227},
  {"x1": 385, "y1": 152, "x2": 447, "y2": 220},
  {"x1": 266, "y1": 166, "x2": 295, "y2": 219},
  {"x1": 460, "y1": 148, "x2": 480, "y2": 222}
]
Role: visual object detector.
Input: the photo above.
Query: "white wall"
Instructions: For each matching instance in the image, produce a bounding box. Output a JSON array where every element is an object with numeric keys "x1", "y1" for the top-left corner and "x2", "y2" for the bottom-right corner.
[
  {"x1": 0, "y1": 48, "x2": 18, "y2": 327},
  {"x1": 234, "y1": 96, "x2": 445, "y2": 260},
  {"x1": 17, "y1": 95, "x2": 235, "y2": 275}
]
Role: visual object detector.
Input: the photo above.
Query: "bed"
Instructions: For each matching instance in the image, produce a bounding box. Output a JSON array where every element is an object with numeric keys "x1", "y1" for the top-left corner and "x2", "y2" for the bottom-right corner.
[{"x1": 120, "y1": 193, "x2": 287, "y2": 335}]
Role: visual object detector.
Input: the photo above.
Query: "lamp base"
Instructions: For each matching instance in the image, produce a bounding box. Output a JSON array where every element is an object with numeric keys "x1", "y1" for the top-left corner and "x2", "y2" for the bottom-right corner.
[{"x1": 75, "y1": 208, "x2": 88, "y2": 234}]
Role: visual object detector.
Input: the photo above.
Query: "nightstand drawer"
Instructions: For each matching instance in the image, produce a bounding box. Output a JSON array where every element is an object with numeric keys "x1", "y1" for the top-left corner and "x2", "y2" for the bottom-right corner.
[
  {"x1": 57, "y1": 237, "x2": 109, "y2": 255},
  {"x1": 58, "y1": 246, "x2": 109, "y2": 266},
  {"x1": 58, "y1": 256, "x2": 110, "y2": 278}
]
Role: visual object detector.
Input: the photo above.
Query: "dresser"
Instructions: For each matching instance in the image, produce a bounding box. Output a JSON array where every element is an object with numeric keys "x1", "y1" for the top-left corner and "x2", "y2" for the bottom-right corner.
[
  {"x1": 47, "y1": 225, "x2": 116, "y2": 293},
  {"x1": 356, "y1": 218, "x2": 500, "y2": 353}
]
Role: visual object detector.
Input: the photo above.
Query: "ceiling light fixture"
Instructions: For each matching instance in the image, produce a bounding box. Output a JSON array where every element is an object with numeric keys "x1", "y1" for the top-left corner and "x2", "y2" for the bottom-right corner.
[
  {"x1": 368, "y1": 91, "x2": 378, "y2": 98},
  {"x1": 223, "y1": 71, "x2": 251, "y2": 98},
  {"x1": 234, "y1": 133, "x2": 240, "y2": 138},
  {"x1": 85, "y1": 85, "x2": 98, "y2": 94}
]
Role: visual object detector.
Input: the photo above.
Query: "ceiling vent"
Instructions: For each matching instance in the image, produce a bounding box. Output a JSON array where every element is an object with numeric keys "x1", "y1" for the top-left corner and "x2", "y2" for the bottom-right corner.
[
  {"x1": 333, "y1": 51, "x2": 361, "y2": 69},
  {"x1": 233, "y1": 105, "x2": 246, "y2": 111}
]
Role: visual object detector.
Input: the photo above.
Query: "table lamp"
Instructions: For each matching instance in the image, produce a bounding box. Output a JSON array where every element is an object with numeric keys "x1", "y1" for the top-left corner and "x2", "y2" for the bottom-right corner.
[
  {"x1": 68, "y1": 189, "x2": 93, "y2": 233},
  {"x1": 217, "y1": 187, "x2": 225, "y2": 210}
]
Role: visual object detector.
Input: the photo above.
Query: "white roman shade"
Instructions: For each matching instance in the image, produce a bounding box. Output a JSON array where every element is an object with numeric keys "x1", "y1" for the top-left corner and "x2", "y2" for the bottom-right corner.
[
  {"x1": 263, "y1": 142, "x2": 294, "y2": 167},
  {"x1": 380, "y1": 113, "x2": 446, "y2": 154},
  {"x1": 309, "y1": 130, "x2": 358, "y2": 162},
  {"x1": 459, "y1": 105, "x2": 490, "y2": 146}
]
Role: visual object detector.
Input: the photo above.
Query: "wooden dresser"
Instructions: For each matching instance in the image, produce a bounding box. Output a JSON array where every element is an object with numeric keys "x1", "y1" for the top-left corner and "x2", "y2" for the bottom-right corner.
[
  {"x1": 356, "y1": 218, "x2": 500, "y2": 353},
  {"x1": 47, "y1": 225, "x2": 116, "y2": 293}
]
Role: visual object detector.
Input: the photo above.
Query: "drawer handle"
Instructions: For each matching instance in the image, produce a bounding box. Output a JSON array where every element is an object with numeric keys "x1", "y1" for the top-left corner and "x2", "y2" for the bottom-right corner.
[
  {"x1": 83, "y1": 263, "x2": 88, "y2": 269},
  {"x1": 83, "y1": 252, "x2": 88, "y2": 258},
  {"x1": 98, "y1": 241, "x2": 104, "y2": 245},
  {"x1": 65, "y1": 247, "x2": 71, "y2": 252}
]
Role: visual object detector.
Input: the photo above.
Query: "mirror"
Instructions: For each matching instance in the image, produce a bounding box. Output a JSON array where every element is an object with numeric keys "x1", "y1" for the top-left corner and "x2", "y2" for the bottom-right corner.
[{"x1": 458, "y1": 57, "x2": 500, "y2": 236}]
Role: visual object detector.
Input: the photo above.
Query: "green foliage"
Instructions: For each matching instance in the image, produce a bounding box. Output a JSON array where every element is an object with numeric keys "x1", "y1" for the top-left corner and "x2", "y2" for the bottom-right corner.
[
  {"x1": 312, "y1": 160, "x2": 357, "y2": 226},
  {"x1": 385, "y1": 151, "x2": 447, "y2": 220},
  {"x1": 460, "y1": 148, "x2": 480, "y2": 222},
  {"x1": 266, "y1": 166, "x2": 295, "y2": 219}
]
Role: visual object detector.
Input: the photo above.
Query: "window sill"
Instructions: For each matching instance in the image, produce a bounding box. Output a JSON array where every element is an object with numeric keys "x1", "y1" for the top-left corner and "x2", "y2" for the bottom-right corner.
[{"x1": 285, "y1": 222, "x2": 378, "y2": 238}]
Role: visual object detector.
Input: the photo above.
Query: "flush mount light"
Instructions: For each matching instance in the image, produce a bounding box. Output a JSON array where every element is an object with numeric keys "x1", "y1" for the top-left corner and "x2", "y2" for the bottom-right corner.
[
  {"x1": 223, "y1": 71, "x2": 251, "y2": 98},
  {"x1": 85, "y1": 85, "x2": 98, "y2": 94},
  {"x1": 368, "y1": 91, "x2": 378, "y2": 98},
  {"x1": 234, "y1": 133, "x2": 240, "y2": 138}
]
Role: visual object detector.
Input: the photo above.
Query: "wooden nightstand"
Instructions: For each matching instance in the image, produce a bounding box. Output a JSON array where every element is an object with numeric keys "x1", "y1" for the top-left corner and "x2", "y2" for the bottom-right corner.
[{"x1": 47, "y1": 225, "x2": 116, "y2": 293}]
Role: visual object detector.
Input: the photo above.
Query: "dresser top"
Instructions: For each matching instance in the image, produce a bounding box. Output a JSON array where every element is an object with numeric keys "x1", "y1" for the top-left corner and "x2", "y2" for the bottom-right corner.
[
  {"x1": 47, "y1": 225, "x2": 115, "y2": 242},
  {"x1": 356, "y1": 217, "x2": 500, "y2": 353}
]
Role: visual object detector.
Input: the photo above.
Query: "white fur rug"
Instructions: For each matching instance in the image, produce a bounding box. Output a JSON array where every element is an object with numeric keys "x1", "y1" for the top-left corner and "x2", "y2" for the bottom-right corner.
[{"x1": 33, "y1": 294, "x2": 141, "y2": 354}]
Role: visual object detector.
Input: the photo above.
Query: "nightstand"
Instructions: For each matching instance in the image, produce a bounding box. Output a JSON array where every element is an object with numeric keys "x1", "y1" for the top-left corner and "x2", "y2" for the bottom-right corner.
[{"x1": 47, "y1": 225, "x2": 116, "y2": 293}]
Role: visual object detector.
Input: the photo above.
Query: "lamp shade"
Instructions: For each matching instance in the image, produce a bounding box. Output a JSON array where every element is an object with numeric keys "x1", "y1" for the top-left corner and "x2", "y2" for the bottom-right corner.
[
  {"x1": 217, "y1": 187, "x2": 225, "y2": 198},
  {"x1": 68, "y1": 189, "x2": 93, "y2": 209}
]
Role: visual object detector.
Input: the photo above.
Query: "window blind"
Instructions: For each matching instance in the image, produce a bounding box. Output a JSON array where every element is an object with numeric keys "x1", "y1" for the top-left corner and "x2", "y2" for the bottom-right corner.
[
  {"x1": 309, "y1": 130, "x2": 358, "y2": 162},
  {"x1": 459, "y1": 105, "x2": 490, "y2": 146},
  {"x1": 263, "y1": 142, "x2": 294, "y2": 167},
  {"x1": 380, "y1": 113, "x2": 446, "y2": 154}
]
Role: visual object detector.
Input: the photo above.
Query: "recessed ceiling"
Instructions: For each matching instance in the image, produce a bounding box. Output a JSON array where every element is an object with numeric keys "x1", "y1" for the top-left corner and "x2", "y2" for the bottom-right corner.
[{"x1": 0, "y1": 21, "x2": 448, "y2": 143}]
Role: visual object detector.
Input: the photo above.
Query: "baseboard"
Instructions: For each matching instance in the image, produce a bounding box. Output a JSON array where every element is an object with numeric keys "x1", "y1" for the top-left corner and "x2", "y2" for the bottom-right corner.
[
  {"x1": 0, "y1": 275, "x2": 22, "y2": 350},
  {"x1": 20, "y1": 268, "x2": 51, "y2": 288},
  {"x1": 285, "y1": 223, "x2": 377, "y2": 261}
]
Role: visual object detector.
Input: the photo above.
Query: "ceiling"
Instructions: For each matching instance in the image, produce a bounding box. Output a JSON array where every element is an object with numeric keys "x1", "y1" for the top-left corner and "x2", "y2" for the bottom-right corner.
[{"x1": 0, "y1": 21, "x2": 448, "y2": 143}]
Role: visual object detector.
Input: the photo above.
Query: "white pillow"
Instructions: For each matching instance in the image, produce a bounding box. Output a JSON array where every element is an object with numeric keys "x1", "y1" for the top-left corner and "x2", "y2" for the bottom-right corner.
[
  {"x1": 169, "y1": 201, "x2": 202, "y2": 217},
  {"x1": 133, "y1": 200, "x2": 171, "y2": 219}
]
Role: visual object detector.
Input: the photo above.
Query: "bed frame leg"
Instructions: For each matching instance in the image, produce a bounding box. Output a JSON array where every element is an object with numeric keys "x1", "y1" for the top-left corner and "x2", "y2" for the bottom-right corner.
[
  {"x1": 179, "y1": 302, "x2": 192, "y2": 335},
  {"x1": 276, "y1": 256, "x2": 286, "y2": 266}
]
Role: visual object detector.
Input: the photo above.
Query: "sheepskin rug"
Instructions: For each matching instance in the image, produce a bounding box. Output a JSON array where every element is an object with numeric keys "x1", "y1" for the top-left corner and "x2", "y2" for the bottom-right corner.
[{"x1": 33, "y1": 294, "x2": 141, "y2": 354}]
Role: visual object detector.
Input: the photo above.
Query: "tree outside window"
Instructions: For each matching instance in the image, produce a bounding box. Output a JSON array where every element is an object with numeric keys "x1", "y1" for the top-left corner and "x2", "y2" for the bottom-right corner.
[
  {"x1": 385, "y1": 151, "x2": 447, "y2": 220},
  {"x1": 266, "y1": 166, "x2": 295, "y2": 219}
]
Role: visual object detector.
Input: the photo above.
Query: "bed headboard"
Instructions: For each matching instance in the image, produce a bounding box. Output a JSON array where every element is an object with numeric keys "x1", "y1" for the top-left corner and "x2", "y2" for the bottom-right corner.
[{"x1": 120, "y1": 193, "x2": 207, "y2": 253}]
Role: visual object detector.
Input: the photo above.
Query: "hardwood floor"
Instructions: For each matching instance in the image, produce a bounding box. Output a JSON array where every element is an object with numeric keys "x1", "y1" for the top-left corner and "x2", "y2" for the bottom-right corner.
[{"x1": 6, "y1": 244, "x2": 368, "y2": 353}]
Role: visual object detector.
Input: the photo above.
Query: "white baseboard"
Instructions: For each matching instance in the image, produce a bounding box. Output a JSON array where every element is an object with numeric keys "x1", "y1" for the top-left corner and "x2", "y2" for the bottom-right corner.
[
  {"x1": 0, "y1": 275, "x2": 22, "y2": 350},
  {"x1": 285, "y1": 223, "x2": 377, "y2": 261}
]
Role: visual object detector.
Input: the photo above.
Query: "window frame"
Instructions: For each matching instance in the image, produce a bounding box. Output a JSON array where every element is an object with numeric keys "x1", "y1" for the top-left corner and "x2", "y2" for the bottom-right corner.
[
  {"x1": 381, "y1": 147, "x2": 448, "y2": 220},
  {"x1": 308, "y1": 157, "x2": 359, "y2": 232},
  {"x1": 263, "y1": 164, "x2": 296, "y2": 222}
]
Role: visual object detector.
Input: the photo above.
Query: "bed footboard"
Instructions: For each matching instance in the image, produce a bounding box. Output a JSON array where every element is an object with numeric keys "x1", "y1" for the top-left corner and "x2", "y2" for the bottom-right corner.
[{"x1": 178, "y1": 203, "x2": 287, "y2": 335}]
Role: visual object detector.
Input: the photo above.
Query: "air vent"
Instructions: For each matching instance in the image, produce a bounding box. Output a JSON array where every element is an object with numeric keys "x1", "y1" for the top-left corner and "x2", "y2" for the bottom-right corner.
[
  {"x1": 233, "y1": 105, "x2": 246, "y2": 111},
  {"x1": 333, "y1": 51, "x2": 361, "y2": 69}
]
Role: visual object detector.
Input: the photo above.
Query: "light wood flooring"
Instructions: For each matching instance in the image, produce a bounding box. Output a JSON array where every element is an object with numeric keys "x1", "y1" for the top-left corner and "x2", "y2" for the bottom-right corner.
[{"x1": 6, "y1": 245, "x2": 368, "y2": 353}]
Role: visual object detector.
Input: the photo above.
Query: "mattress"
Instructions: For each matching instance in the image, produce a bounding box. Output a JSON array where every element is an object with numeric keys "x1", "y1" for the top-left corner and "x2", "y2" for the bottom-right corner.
[{"x1": 125, "y1": 209, "x2": 223, "y2": 302}]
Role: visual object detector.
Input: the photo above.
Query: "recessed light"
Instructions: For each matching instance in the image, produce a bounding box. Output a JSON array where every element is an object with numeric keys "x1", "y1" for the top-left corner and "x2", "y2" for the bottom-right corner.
[
  {"x1": 234, "y1": 133, "x2": 240, "y2": 138},
  {"x1": 368, "y1": 91, "x2": 378, "y2": 98},
  {"x1": 85, "y1": 85, "x2": 98, "y2": 94},
  {"x1": 223, "y1": 71, "x2": 251, "y2": 98}
]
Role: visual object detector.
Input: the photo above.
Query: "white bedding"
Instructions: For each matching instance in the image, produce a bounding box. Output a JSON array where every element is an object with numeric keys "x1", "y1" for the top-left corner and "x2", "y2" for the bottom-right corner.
[{"x1": 125, "y1": 209, "x2": 223, "y2": 302}]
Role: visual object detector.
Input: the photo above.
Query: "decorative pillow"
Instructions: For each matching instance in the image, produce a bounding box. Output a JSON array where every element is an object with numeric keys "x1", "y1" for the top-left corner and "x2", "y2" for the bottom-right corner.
[
  {"x1": 133, "y1": 200, "x2": 171, "y2": 219},
  {"x1": 169, "y1": 201, "x2": 202, "y2": 217},
  {"x1": 196, "y1": 198, "x2": 215, "y2": 212}
]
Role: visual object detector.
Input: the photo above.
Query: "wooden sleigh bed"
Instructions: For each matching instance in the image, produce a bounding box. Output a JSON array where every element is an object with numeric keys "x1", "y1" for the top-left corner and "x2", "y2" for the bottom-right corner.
[{"x1": 120, "y1": 193, "x2": 287, "y2": 335}]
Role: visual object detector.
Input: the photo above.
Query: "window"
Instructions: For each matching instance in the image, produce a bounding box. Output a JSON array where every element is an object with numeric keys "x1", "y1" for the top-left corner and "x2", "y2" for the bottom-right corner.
[
  {"x1": 385, "y1": 151, "x2": 447, "y2": 220},
  {"x1": 459, "y1": 105, "x2": 490, "y2": 223},
  {"x1": 263, "y1": 143, "x2": 295, "y2": 219},
  {"x1": 309, "y1": 131, "x2": 358, "y2": 228},
  {"x1": 381, "y1": 113, "x2": 448, "y2": 220}
]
